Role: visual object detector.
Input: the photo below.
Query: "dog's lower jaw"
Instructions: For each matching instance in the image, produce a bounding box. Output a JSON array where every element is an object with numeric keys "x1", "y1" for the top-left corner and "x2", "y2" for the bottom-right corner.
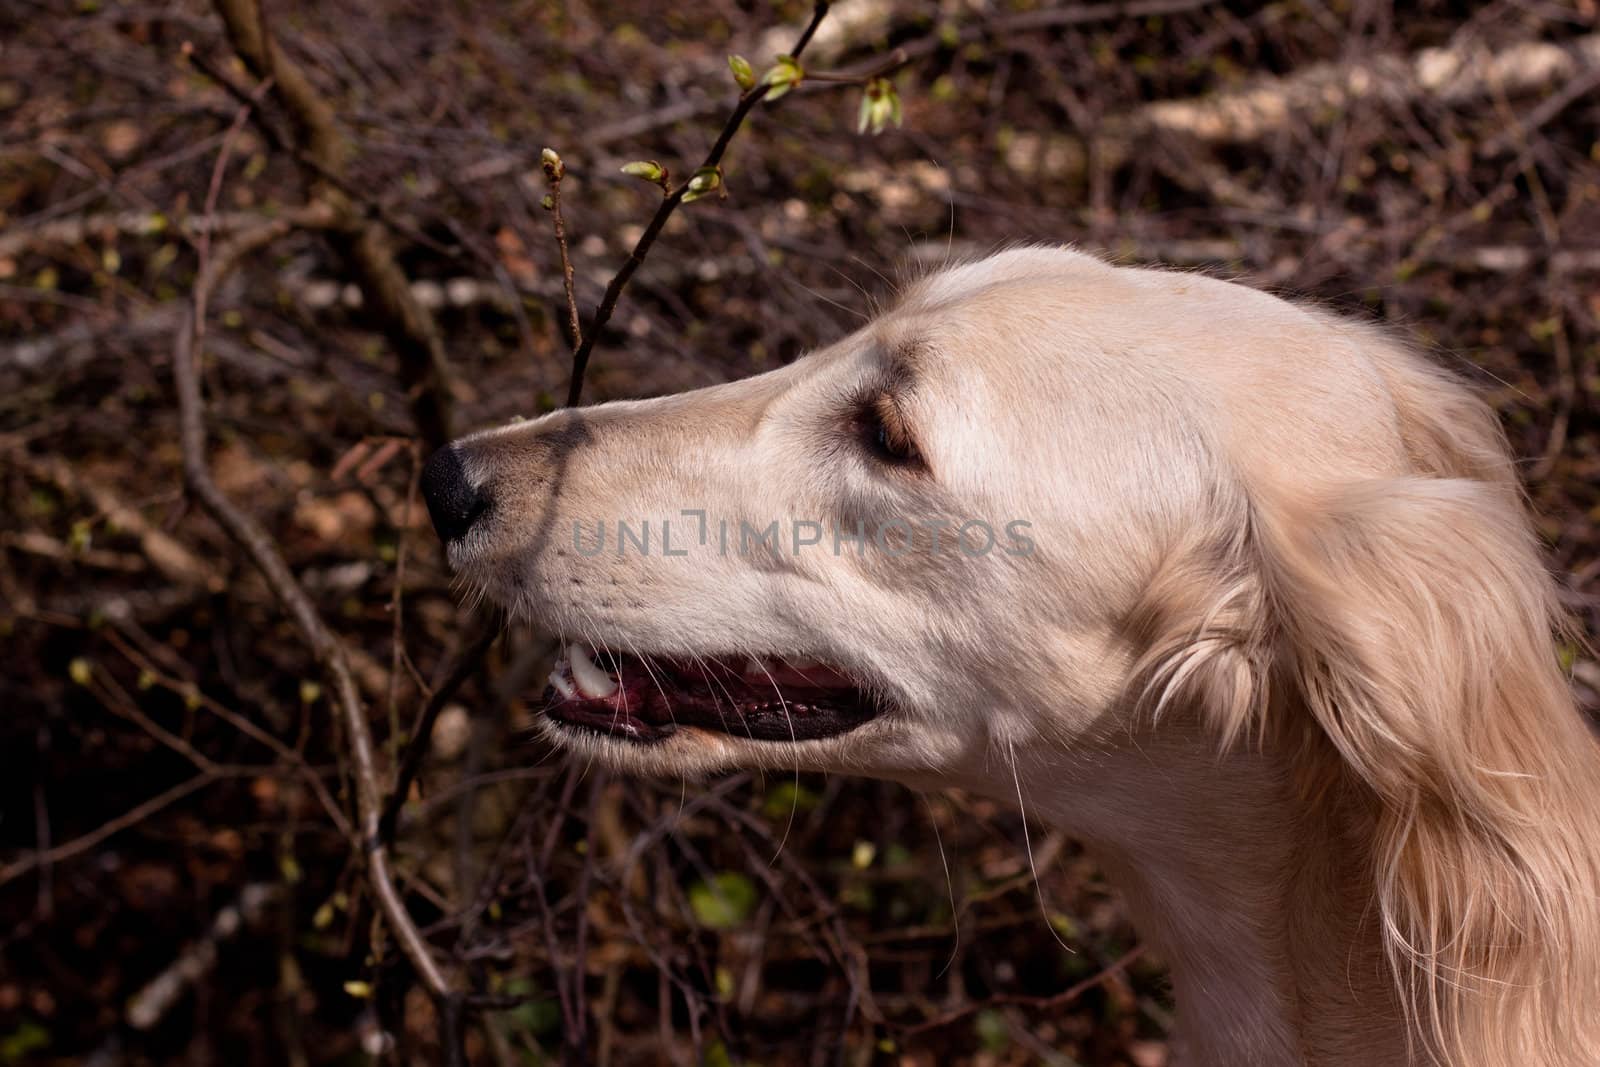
[{"x1": 535, "y1": 710, "x2": 935, "y2": 784}]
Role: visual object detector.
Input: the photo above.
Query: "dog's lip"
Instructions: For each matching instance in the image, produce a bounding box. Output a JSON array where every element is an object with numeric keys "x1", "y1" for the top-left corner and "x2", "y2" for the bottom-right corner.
[{"x1": 542, "y1": 643, "x2": 879, "y2": 744}]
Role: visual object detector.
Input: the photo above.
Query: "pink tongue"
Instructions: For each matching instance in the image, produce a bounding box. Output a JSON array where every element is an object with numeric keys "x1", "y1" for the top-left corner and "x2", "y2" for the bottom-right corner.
[{"x1": 750, "y1": 663, "x2": 854, "y2": 688}]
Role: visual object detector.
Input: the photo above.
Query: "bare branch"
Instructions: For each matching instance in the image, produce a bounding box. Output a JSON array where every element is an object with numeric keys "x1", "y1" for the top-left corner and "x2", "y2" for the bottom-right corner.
[
  {"x1": 209, "y1": 0, "x2": 458, "y2": 450},
  {"x1": 167, "y1": 213, "x2": 452, "y2": 1001}
]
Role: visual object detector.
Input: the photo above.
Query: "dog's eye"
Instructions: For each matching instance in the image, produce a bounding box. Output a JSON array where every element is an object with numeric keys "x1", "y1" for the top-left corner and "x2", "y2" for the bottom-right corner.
[{"x1": 859, "y1": 396, "x2": 921, "y2": 467}]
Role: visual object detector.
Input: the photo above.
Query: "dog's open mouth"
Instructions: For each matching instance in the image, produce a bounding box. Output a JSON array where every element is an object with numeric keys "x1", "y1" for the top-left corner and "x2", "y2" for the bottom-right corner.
[{"x1": 542, "y1": 644, "x2": 880, "y2": 744}]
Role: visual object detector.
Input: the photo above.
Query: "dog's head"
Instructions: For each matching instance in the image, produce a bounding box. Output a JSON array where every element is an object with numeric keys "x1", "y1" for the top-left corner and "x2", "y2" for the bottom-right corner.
[{"x1": 423, "y1": 246, "x2": 1476, "y2": 783}]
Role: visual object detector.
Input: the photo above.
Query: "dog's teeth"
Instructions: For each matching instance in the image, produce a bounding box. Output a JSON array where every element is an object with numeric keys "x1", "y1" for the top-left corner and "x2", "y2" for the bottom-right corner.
[
  {"x1": 549, "y1": 670, "x2": 577, "y2": 700},
  {"x1": 569, "y1": 644, "x2": 618, "y2": 699},
  {"x1": 785, "y1": 657, "x2": 819, "y2": 670},
  {"x1": 742, "y1": 658, "x2": 768, "y2": 680}
]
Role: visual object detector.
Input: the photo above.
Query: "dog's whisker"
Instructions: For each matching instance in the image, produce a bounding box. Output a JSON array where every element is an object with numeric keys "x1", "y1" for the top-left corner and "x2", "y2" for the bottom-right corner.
[
  {"x1": 922, "y1": 791, "x2": 962, "y2": 980},
  {"x1": 697, "y1": 652, "x2": 744, "y2": 738},
  {"x1": 615, "y1": 629, "x2": 678, "y2": 733},
  {"x1": 1006, "y1": 738, "x2": 1076, "y2": 956},
  {"x1": 783, "y1": 273, "x2": 868, "y2": 324},
  {"x1": 744, "y1": 655, "x2": 803, "y2": 863}
]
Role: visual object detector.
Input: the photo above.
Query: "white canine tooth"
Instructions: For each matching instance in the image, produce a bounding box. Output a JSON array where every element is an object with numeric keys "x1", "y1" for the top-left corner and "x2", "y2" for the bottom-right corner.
[
  {"x1": 742, "y1": 658, "x2": 768, "y2": 679},
  {"x1": 569, "y1": 644, "x2": 618, "y2": 699},
  {"x1": 549, "y1": 669, "x2": 576, "y2": 700}
]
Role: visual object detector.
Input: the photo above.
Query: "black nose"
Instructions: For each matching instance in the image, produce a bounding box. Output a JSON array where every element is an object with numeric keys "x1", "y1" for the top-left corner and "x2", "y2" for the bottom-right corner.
[{"x1": 420, "y1": 445, "x2": 491, "y2": 543}]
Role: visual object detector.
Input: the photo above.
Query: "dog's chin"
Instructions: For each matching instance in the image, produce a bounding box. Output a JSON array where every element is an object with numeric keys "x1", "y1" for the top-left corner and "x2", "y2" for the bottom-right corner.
[{"x1": 537, "y1": 643, "x2": 883, "y2": 750}]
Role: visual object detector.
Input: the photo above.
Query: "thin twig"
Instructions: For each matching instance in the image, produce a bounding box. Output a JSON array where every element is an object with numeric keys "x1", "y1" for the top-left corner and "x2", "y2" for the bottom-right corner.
[
  {"x1": 563, "y1": 1, "x2": 832, "y2": 407},
  {"x1": 185, "y1": 49, "x2": 461, "y2": 260},
  {"x1": 126, "y1": 883, "x2": 281, "y2": 1030},
  {"x1": 377, "y1": 620, "x2": 501, "y2": 845},
  {"x1": 541, "y1": 151, "x2": 583, "y2": 351},
  {"x1": 209, "y1": 0, "x2": 459, "y2": 450},
  {"x1": 898, "y1": 945, "x2": 1148, "y2": 1036},
  {"x1": 168, "y1": 214, "x2": 452, "y2": 1001},
  {"x1": 803, "y1": 47, "x2": 910, "y2": 84},
  {"x1": 387, "y1": 442, "x2": 423, "y2": 752},
  {"x1": 102, "y1": 628, "x2": 354, "y2": 841},
  {"x1": 194, "y1": 86, "x2": 271, "y2": 326},
  {"x1": 0, "y1": 771, "x2": 233, "y2": 887}
]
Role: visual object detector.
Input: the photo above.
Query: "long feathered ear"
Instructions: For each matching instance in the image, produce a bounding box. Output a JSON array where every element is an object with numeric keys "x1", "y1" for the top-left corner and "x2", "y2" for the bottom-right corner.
[{"x1": 1257, "y1": 475, "x2": 1600, "y2": 1065}]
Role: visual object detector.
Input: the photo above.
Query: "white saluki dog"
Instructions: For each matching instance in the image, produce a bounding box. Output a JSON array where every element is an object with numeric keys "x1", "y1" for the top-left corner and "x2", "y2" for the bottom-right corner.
[{"x1": 422, "y1": 247, "x2": 1600, "y2": 1067}]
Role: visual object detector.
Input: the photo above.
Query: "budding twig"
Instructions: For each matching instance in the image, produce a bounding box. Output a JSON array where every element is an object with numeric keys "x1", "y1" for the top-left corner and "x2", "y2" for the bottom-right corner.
[
  {"x1": 540, "y1": 148, "x2": 584, "y2": 352},
  {"x1": 562, "y1": 1, "x2": 832, "y2": 407}
]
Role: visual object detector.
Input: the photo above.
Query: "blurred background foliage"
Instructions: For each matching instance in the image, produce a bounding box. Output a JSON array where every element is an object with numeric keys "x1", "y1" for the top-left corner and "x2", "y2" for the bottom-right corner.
[{"x1": 2, "y1": 0, "x2": 1598, "y2": 1064}]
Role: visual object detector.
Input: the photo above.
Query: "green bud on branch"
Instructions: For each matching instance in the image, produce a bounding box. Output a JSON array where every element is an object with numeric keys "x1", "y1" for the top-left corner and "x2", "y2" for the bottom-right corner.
[
  {"x1": 681, "y1": 165, "x2": 723, "y2": 203},
  {"x1": 727, "y1": 54, "x2": 756, "y2": 91},
  {"x1": 761, "y1": 54, "x2": 804, "y2": 101},
  {"x1": 621, "y1": 159, "x2": 670, "y2": 191},
  {"x1": 857, "y1": 77, "x2": 903, "y2": 135},
  {"x1": 540, "y1": 146, "x2": 564, "y2": 181}
]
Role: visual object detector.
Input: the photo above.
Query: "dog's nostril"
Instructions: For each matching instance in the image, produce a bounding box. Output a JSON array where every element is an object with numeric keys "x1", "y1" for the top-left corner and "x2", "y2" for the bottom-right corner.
[{"x1": 420, "y1": 445, "x2": 492, "y2": 544}]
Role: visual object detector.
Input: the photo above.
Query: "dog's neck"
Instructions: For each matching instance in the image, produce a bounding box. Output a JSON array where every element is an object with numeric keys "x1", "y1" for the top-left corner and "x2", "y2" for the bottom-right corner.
[{"x1": 995, "y1": 720, "x2": 1410, "y2": 1067}]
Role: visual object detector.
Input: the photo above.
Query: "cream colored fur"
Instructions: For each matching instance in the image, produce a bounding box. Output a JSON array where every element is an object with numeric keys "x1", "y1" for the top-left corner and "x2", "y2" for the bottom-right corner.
[{"x1": 443, "y1": 247, "x2": 1600, "y2": 1067}]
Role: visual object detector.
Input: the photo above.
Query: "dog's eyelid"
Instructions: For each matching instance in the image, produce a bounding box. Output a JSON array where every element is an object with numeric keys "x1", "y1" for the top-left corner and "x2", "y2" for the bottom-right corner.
[
  {"x1": 881, "y1": 343, "x2": 927, "y2": 392},
  {"x1": 851, "y1": 389, "x2": 924, "y2": 469}
]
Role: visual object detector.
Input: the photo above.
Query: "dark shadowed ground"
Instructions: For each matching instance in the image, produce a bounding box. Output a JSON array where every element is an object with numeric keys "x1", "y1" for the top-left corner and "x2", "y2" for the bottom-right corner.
[{"x1": 2, "y1": 1, "x2": 1598, "y2": 1064}]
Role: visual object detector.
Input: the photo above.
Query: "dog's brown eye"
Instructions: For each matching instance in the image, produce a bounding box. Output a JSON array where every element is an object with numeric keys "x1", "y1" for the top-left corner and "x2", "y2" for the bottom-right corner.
[{"x1": 860, "y1": 396, "x2": 920, "y2": 467}]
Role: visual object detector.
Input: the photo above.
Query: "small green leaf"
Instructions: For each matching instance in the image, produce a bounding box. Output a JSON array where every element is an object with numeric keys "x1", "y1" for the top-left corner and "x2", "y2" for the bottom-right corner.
[
  {"x1": 975, "y1": 1009, "x2": 1010, "y2": 1052},
  {"x1": 620, "y1": 159, "x2": 667, "y2": 187},
  {"x1": 499, "y1": 993, "x2": 561, "y2": 1036},
  {"x1": 1049, "y1": 911, "x2": 1079, "y2": 939},
  {"x1": 681, "y1": 165, "x2": 723, "y2": 203},
  {"x1": 761, "y1": 54, "x2": 804, "y2": 101},
  {"x1": 688, "y1": 871, "x2": 757, "y2": 928},
  {"x1": 343, "y1": 980, "x2": 373, "y2": 999},
  {"x1": 761, "y1": 780, "x2": 819, "y2": 819},
  {"x1": 68, "y1": 520, "x2": 92, "y2": 553},
  {"x1": 68, "y1": 657, "x2": 93, "y2": 686},
  {"x1": 0, "y1": 1021, "x2": 51, "y2": 1061},
  {"x1": 727, "y1": 54, "x2": 756, "y2": 91}
]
